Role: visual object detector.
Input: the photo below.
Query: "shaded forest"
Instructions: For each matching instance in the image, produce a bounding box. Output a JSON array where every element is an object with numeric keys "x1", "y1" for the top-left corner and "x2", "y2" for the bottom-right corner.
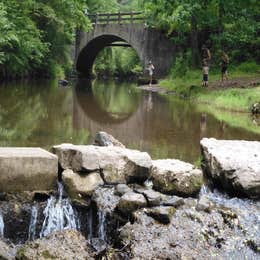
[{"x1": 0, "y1": 0, "x2": 259, "y2": 79}]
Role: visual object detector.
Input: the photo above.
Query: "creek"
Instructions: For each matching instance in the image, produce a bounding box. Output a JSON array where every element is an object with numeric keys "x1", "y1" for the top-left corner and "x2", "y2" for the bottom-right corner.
[
  {"x1": 0, "y1": 79, "x2": 258, "y2": 163},
  {"x1": 0, "y1": 79, "x2": 259, "y2": 258}
]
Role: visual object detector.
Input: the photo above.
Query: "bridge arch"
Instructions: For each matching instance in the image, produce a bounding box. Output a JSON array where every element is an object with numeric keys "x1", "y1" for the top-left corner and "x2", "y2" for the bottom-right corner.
[
  {"x1": 76, "y1": 33, "x2": 142, "y2": 78},
  {"x1": 75, "y1": 20, "x2": 176, "y2": 78}
]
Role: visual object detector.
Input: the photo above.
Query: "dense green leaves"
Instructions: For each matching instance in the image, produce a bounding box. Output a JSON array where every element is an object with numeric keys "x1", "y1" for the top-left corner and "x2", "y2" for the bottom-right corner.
[
  {"x1": 0, "y1": 0, "x2": 90, "y2": 79},
  {"x1": 144, "y1": 0, "x2": 259, "y2": 64},
  {"x1": 0, "y1": 0, "x2": 258, "y2": 79}
]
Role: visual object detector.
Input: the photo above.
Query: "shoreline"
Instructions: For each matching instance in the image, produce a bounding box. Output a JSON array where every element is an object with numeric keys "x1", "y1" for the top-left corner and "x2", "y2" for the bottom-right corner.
[{"x1": 138, "y1": 74, "x2": 260, "y2": 114}]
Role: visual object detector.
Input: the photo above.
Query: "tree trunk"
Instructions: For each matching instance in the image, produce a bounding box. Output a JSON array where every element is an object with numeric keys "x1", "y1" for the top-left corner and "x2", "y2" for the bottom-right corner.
[
  {"x1": 218, "y1": 0, "x2": 224, "y2": 48},
  {"x1": 191, "y1": 14, "x2": 199, "y2": 68}
]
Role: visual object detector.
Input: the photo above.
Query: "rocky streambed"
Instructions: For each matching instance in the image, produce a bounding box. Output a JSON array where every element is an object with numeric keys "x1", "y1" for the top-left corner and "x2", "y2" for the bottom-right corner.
[{"x1": 0, "y1": 132, "x2": 259, "y2": 259}]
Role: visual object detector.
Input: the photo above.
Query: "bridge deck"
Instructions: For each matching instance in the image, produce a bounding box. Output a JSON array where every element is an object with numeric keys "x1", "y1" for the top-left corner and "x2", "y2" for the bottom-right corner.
[{"x1": 87, "y1": 11, "x2": 144, "y2": 25}]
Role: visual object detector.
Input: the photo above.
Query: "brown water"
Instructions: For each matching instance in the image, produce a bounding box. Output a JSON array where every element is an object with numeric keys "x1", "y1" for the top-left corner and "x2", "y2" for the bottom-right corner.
[{"x1": 0, "y1": 79, "x2": 259, "y2": 163}]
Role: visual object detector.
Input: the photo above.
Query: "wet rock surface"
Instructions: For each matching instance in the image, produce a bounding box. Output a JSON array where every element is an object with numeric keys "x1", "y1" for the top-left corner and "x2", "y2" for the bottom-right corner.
[
  {"x1": 94, "y1": 131, "x2": 125, "y2": 148},
  {"x1": 16, "y1": 230, "x2": 94, "y2": 260},
  {"x1": 151, "y1": 159, "x2": 203, "y2": 196},
  {"x1": 0, "y1": 136, "x2": 259, "y2": 259},
  {"x1": 134, "y1": 188, "x2": 166, "y2": 206},
  {"x1": 118, "y1": 188, "x2": 260, "y2": 259},
  {"x1": 117, "y1": 192, "x2": 147, "y2": 215},
  {"x1": 201, "y1": 138, "x2": 260, "y2": 198},
  {"x1": 145, "y1": 206, "x2": 176, "y2": 224},
  {"x1": 53, "y1": 144, "x2": 152, "y2": 184},
  {"x1": 115, "y1": 184, "x2": 133, "y2": 196},
  {"x1": 0, "y1": 239, "x2": 15, "y2": 260},
  {"x1": 62, "y1": 169, "x2": 104, "y2": 199}
]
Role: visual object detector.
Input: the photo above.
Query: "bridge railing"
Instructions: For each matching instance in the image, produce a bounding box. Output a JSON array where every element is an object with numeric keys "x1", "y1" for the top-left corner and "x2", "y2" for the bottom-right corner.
[{"x1": 87, "y1": 11, "x2": 144, "y2": 25}]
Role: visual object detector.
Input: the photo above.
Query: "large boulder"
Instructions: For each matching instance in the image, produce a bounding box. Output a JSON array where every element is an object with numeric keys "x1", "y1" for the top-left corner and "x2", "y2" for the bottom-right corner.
[
  {"x1": 151, "y1": 159, "x2": 203, "y2": 196},
  {"x1": 94, "y1": 131, "x2": 125, "y2": 148},
  {"x1": 0, "y1": 148, "x2": 58, "y2": 192},
  {"x1": 200, "y1": 138, "x2": 260, "y2": 198},
  {"x1": 62, "y1": 169, "x2": 104, "y2": 199},
  {"x1": 52, "y1": 144, "x2": 152, "y2": 184},
  {"x1": 16, "y1": 230, "x2": 94, "y2": 260}
]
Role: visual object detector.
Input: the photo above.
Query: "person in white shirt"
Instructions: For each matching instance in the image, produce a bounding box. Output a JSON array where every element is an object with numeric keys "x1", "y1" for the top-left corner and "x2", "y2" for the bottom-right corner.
[{"x1": 147, "y1": 61, "x2": 155, "y2": 86}]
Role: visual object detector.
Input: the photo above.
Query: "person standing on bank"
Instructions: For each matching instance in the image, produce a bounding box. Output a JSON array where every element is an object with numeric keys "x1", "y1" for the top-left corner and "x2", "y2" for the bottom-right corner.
[
  {"x1": 147, "y1": 61, "x2": 155, "y2": 86},
  {"x1": 221, "y1": 51, "x2": 229, "y2": 84},
  {"x1": 202, "y1": 58, "x2": 209, "y2": 87}
]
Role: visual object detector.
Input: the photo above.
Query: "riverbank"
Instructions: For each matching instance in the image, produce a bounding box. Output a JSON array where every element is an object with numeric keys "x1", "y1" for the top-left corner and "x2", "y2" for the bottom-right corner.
[{"x1": 159, "y1": 64, "x2": 260, "y2": 113}]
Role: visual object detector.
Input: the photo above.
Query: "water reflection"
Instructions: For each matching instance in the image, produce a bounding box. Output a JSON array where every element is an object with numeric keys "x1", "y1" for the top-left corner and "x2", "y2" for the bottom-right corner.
[
  {"x1": 73, "y1": 80, "x2": 260, "y2": 163},
  {"x1": 74, "y1": 79, "x2": 140, "y2": 123},
  {"x1": 0, "y1": 79, "x2": 259, "y2": 163},
  {"x1": 0, "y1": 80, "x2": 89, "y2": 148}
]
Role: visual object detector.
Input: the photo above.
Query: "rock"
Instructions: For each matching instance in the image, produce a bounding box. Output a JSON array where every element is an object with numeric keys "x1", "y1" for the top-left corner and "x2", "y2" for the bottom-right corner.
[
  {"x1": 151, "y1": 159, "x2": 203, "y2": 196},
  {"x1": 0, "y1": 148, "x2": 58, "y2": 192},
  {"x1": 94, "y1": 131, "x2": 125, "y2": 148},
  {"x1": 134, "y1": 188, "x2": 166, "y2": 206},
  {"x1": 114, "y1": 184, "x2": 132, "y2": 196},
  {"x1": 160, "y1": 196, "x2": 185, "y2": 208},
  {"x1": 196, "y1": 195, "x2": 214, "y2": 213},
  {"x1": 200, "y1": 138, "x2": 260, "y2": 198},
  {"x1": 118, "y1": 202, "x2": 258, "y2": 259},
  {"x1": 52, "y1": 144, "x2": 152, "y2": 184},
  {"x1": 62, "y1": 169, "x2": 104, "y2": 199},
  {"x1": 90, "y1": 238, "x2": 107, "y2": 255},
  {"x1": 117, "y1": 192, "x2": 147, "y2": 215},
  {"x1": 0, "y1": 239, "x2": 15, "y2": 260},
  {"x1": 145, "y1": 206, "x2": 176, "y2": 224},
  {"x1": 16, "y1": 230, "x2": 94, "y2": 260}
]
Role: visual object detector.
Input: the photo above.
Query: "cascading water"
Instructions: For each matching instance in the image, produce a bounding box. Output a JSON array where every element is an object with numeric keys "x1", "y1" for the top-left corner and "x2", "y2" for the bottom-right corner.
[
  {"x1": 97, "y1": 210, "x2": 106, "y2": 241},
  {"x1": 28, "y1": 206, "x2": 38, "y2": 240},
  {"x1": 40, "y1": 182, "x2": 79, "y2": 238},
  {"x1": 0, "y1": 211, "x2": 4, "y2": 237},
  {"x1": 87, "y1": 207, "x2": 93, "y2": 240}
]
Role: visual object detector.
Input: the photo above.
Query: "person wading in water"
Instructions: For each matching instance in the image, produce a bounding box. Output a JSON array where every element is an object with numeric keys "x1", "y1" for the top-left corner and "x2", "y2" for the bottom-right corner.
[{"x1": 147, "y1": 61, "x2": 155, "y2": 86}]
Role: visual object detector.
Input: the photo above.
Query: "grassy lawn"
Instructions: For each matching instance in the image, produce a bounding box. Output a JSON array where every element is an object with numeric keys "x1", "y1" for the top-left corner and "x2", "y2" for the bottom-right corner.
[{"x1": 159, "y1": 62, "x2": 260, "y2": 112}]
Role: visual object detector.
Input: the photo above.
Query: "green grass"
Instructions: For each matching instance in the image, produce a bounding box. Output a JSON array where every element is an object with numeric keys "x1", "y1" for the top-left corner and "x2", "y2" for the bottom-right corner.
[
  {"x1": 159, "y1": 62, "x2": 260, "y2": 112},
  {"x1": 195, "y1": 87, "x2": 260, "y2": 112}
]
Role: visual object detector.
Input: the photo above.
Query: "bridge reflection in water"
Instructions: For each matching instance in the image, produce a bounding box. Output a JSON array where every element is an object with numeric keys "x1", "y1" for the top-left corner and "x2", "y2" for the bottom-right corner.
[
  {"x1": 72, "y1": 80, "x2": 260, "y2": 163},
  {"x1": 72, "y1": 79, "x2": 201, "y2": 162},
  {"x1": 73, "y1": 79, "x2": 146, "y2": 146}
]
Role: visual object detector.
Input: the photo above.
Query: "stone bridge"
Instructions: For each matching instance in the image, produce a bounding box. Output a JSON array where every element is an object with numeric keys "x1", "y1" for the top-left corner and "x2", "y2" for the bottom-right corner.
[{"x1": 75, "y1": 12, "x2": 175, "y2": 78}]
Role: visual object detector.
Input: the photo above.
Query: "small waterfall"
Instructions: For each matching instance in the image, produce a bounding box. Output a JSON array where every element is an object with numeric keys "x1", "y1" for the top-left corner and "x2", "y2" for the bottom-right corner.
[
  {"x1": 28, "y1": 206, "x2": 38, "y2": 240},
  {"x1": 0, "y1": 212, "x2": 4, "y2": 237},
  {"x1": 87, "y1": 207, "x2": 93, "y2": 240},
  {"x1": 40, "y1": 182, "x2": 79, "y2": 238},
  {"x1": 97, "y1": 210, "x2": 106, "y2": 241},
  {"x1": 199, "y1": 184, "x2": 210, "y2": 197}
]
